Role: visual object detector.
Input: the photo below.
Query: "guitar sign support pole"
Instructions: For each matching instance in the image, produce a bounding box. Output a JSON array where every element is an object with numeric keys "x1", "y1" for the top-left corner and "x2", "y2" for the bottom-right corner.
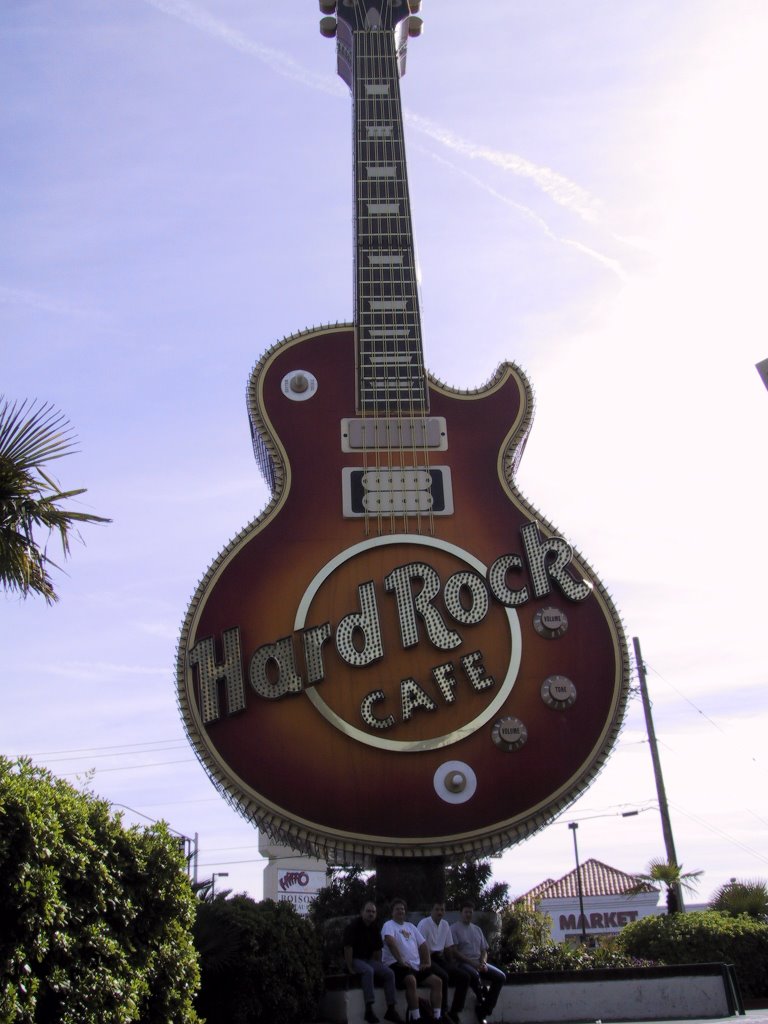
[{"x1": 632, "y1": 636, "x2": 684, "y2": 912}]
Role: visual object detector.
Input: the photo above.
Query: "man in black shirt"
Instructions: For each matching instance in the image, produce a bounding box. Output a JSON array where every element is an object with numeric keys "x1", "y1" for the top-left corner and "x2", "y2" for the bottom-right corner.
[{"x1": 343, "y1": 902, "x2": 404, "y2": 1024}]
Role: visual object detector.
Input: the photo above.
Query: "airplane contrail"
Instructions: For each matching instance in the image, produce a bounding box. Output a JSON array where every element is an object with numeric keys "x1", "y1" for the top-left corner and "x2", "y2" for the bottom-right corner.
[
  {"x1": 143, "y1": 0, "x2": 602, "y2": 224},
  {"x1": 418, "y1": 147, "x2": 626, "y2": 281}
]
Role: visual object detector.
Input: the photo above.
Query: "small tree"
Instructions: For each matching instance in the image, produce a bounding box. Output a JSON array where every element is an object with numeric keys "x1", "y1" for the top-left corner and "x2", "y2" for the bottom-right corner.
[
  {"x1": 193, "y1": 896, "x2": 324, "y2": 1024},
  {"x1": 0, "y1": 397, "x2": 109, "y2": 603},
  {"x1": 309, "y1": 866, "x2": 373, "y2": 925},
  {"x1": 710, "y1": 879, "x2": 768, "y2": 921},
  {"x1": 629, "y1": 858, "x2": 702, "y2": 913},
  {"x1": 444, "y1": 860, "x2": 510, "y2": 912}
]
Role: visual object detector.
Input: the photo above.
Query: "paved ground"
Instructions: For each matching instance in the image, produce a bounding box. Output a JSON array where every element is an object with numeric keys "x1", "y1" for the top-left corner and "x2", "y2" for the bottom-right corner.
[
  {"x1": 315, "y1": 1012, "x2": 768, "y2": 1024},
  {"x1": 608, "y1": 1015, "x2": 768, "y2": 1024}
]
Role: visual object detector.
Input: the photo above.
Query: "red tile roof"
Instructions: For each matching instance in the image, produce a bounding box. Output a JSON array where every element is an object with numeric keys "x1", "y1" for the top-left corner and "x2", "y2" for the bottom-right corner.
[{"x1": 516, "y1": 859, "x2": 655, "y2": 906}]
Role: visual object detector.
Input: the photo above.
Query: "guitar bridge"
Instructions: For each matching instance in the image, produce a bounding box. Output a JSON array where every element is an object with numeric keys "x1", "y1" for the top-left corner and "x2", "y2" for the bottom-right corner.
[{"x1": 342, "y1": 466, "x2": 454, "y2": 517}]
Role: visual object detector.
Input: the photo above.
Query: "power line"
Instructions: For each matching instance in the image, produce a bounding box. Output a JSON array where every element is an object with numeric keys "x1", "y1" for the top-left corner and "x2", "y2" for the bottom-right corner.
[
  {"x1": 60, "y1": 758, "x2": 195, "y2": 776},
  {"x1": 15, "y1": 737, "x2": 185, "y2": 757},
  {"x1": 647, "y1": 662, "x2": 766, "y2": 777},
  {"x1": 670, "y1": 802, "x2": 768, "y2": 868}
]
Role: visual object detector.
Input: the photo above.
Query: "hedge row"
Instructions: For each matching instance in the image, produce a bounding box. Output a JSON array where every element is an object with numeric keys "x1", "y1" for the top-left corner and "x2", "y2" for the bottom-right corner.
[{"x1": 0, "y1": 757, "x2": 200, "y2": 1024}]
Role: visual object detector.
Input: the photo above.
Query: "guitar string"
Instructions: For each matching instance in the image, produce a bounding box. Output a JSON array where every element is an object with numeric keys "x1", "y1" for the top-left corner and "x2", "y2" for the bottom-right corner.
[
  {"x1": 353, "y1": 3, "x2": 435, "y2": 538},
  {"x1": 356, "y1": 12, "x2": 380, "y2": 538},
  {"x1": 386, "y1": 19, "x2": 413, "y2": 535},
  {"x1": 370, "y1": 20, "x2": 395, "y2": 536},
  {"x1": 376, "y1": 23, "x2": 402, "y2": 537},
  {"x1": 390, "y1": 8, "x2": 434, "y2": 538},
  {"x1": 377, "y1": 12, "x2": 431, "y2": 537},
  {"x1": 367, "y1": 22, "x2": 389, "y2": 536},
  {"x1": 357, "y1": 20, "x2": 373, "y2": 538},
  {"x1": 401, "y1": 11, "x2": 436, "y2": 538}
]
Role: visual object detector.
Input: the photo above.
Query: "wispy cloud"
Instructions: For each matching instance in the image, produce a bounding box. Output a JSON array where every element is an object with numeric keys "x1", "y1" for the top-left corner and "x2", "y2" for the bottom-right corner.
[
  {"x1": 37, "y1": 661, "x2": 168, "y2": 681},
  {"x1": 405, "y1": 112, "x2": 600, "y2": 223},
  {"x1": 142, "y1": 0, "x2": 599, "y2": 220},
  {"x1": 0, "y1": 284, "x2": 104, "y2": 318},
  {"x1": 143, "y1": 0, "x2": 344, "y2": 97}
]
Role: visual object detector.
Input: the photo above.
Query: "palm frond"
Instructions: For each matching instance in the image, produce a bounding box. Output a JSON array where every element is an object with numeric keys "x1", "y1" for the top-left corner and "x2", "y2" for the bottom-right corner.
[
  {"x1": 0, "y1": 397, "x2": 77, "y2": 473},
  {"x1": 0, "y1": 397, "x2": 110, "y2": 603}
]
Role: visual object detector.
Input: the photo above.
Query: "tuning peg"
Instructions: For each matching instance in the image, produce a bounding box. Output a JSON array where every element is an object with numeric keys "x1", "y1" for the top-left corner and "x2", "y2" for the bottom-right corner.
[
  {"x1": 408, "y1": 15, "x2": 424, "y2": 37},
  {"x1": 408, "y1": 1, "x2": 422, "y2": 12},
  {"x1": 319, "y1": 16, "x2": 337, "y2": 37},
  {"x1": 319, "y1": 0, "x2": 336, "y2": 12}
]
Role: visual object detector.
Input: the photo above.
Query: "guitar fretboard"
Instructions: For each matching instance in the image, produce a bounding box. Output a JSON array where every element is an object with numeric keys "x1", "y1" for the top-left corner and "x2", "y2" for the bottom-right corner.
[{"x1": 351, "y1": 30, "x2": 427, "y2": 415}]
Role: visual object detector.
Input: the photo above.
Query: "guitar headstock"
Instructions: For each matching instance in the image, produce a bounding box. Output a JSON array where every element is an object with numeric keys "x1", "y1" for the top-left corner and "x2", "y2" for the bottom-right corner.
[{"x1": 320, "y1": 1, "x2": 423, "y2": 40}]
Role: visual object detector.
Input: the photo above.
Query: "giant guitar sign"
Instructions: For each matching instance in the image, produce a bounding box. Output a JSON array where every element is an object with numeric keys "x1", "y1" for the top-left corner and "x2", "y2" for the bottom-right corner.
[{"x1": 177, "y1": 2, "x2": 630, "y2": 864}]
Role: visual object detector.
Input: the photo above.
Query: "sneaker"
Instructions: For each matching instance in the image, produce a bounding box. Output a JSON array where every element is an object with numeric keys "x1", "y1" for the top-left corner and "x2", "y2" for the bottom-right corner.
[
  {"x1": 384, "y1": 1008, "x2": 404, "y2": 1024},
  {"x1": 365, "y1": 1007, "x2": 380, "y2": 1024}
]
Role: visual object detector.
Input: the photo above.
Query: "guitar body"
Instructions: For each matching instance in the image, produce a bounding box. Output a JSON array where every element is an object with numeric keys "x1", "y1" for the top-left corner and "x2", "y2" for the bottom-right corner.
[{"x1": 178, "y1": 324, "x2": 628, "y2": 861}]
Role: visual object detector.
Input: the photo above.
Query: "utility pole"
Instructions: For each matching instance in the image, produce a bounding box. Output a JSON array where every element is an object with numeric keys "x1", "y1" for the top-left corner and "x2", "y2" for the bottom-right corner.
[
  {"x1": 633, "y1": 636, "x2": 684, "y2": 911},
  {"x1": 568, "y1": 822, "x2": 588, "y2": 943}
]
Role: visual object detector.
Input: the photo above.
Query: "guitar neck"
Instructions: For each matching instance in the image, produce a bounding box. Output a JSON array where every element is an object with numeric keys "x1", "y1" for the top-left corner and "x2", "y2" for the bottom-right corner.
[{"x1": 340, "y1": 25, "x2": 428, "y2": 416}]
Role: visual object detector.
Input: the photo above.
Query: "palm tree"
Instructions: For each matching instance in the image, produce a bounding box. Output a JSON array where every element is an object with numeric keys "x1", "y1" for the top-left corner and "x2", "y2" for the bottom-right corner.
[
  {"x1": 631, "y1": 857, "x2": 703, "y2": 914},
  {"x1": 0, "y1": 397, "x2": 110, "y2": 603},
  {"x1": 710, "y1": 878, "x2": 768, "y2": 921}
]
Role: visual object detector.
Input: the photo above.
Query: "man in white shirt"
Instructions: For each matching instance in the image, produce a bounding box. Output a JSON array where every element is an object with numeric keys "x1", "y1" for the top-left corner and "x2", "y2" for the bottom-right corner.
[
  {"x1": 449, "y1": 901, "x2": 506, "y2": 1023},
  {"x1": 382, "y1": 898, "x2": 443, "y2": 1022},
  {"x1": 417, "y1": 902, "x2": 463, "y2": 1024}
]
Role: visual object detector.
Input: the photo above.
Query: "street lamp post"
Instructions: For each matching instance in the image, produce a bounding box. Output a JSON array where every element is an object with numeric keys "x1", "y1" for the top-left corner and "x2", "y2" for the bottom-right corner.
[
  {"x1": 211, "y1": 872, "x2": 229, "y2": 898},
  {"x1": 568, "y1": 822, "x2": 588, "y2": 944}
]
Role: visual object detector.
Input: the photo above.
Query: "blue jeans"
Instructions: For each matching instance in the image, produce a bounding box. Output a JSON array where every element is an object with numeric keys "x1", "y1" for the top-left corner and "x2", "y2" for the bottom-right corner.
[
  {"x1": 452, "y1": 962, "x2": 506, "y2": 1012},
  {"x1": 352, "y1": 958, "x2": 397, "y2": 1006}
]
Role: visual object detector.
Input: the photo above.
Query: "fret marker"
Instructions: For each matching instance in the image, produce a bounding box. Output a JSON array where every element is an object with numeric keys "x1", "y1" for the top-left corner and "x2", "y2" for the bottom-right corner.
[
  {"x1": 367, "y1": 203, "x2": 400, "y2": 214},
  {"x1": 367, "y1": 328, "x2": 411, "y2": 338},
  {"x1": 368, "y1": 253, "x2": 404, "y2": 266},
  {"x1": 369, "y1": 354, "x2": 414, "y2": 366},
  {"x1": 367, "y1": 125, "x2": 393, "y2": 138},
  {"x1": 365, "y1": 83, "x2": 389, "y2": 95},
  {"x1": 369, "y1": 299, "x2": 409, "y2": 311},
  {"x1": 366, "y1": 165, "x2": 396, "y2": 178}
]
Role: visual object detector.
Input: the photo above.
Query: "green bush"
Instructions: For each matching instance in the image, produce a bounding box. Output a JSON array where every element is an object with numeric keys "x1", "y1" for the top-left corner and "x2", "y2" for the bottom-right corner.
[
  {"x1": 616, "y1": 910, "x2": 768, "y2": 998},
  {"x1": 0, "y1": 756, "x2": 199, "y2": 1023},
  {"x1": 194, "y1": 896, "x2": 324, "y2": 1024},
  {"x1": 496, "y1": 902, "x2": 553, "y2": 965},
  {"x1": 504, "y1": 941, "x2": 655, "y2": 973}
]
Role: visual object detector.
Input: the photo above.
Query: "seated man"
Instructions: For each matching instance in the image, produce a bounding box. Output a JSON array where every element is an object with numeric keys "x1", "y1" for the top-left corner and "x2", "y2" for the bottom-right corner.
[
  {"x1": 344, "y1": 901, "x2": 403, "y2": 1024},
  {"x1": 416, "y1": 902, "x2": 463, "y2": 1024},
  {"x1": 449, "y1": 902, "x2": 506, "y2": 1024},
  {"x1": 381, "y1": 898, "x2": 442, "y2": 1022}
]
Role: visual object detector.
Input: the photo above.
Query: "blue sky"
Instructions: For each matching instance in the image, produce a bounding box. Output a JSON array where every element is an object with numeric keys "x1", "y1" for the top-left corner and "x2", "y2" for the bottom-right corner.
[{"x1": 2, "y1": 0, "x2": 767, "y2": 903}]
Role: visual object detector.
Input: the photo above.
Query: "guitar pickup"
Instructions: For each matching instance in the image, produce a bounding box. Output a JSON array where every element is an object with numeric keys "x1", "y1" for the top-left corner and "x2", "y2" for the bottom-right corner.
[
  {"x1": 341, "y1": 416, "x2": 447, "y2": 452},
  {"x1": 342, "y1": 466, "x2": 454, "y2": 517}
]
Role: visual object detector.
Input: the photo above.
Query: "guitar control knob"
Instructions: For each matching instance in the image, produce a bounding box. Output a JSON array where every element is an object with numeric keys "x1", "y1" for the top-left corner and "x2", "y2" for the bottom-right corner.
[
  {"x1": 408, "y1": 1, "x2": 422, "y2": 12},
  {"x1": 408, "y1": 16, "x2": 424, "y2": 37},
  {"x1": 491, "y1": 717, "x2": 527, "y2": 751},
  {"x1": 319, "y1": 16, "x2": 337, "y2": 38},
  {"x1": 319, "y1": 0, "x2": 337, "y2": 12},
  {"x1": 533, "y1": 606, "x2": 569, "y2": 639},
  {"x1": 541, "y1": 675, "x2": 577, "y2": 710},
  {"x1": 282, "y1": 370, "x2": 318, "y2": 401}
]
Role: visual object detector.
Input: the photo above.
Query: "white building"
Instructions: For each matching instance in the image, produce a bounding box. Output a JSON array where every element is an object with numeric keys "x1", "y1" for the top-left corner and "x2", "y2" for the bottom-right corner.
[{"x1": 519, "y1": 858, "x2": 661, "y2": 944}]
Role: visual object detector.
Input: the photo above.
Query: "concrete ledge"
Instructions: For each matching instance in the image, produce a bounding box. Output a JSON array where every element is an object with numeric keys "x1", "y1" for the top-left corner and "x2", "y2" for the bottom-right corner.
[{"x1": 321, "y1": 964, "x2": 744, "y2": 1024}]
